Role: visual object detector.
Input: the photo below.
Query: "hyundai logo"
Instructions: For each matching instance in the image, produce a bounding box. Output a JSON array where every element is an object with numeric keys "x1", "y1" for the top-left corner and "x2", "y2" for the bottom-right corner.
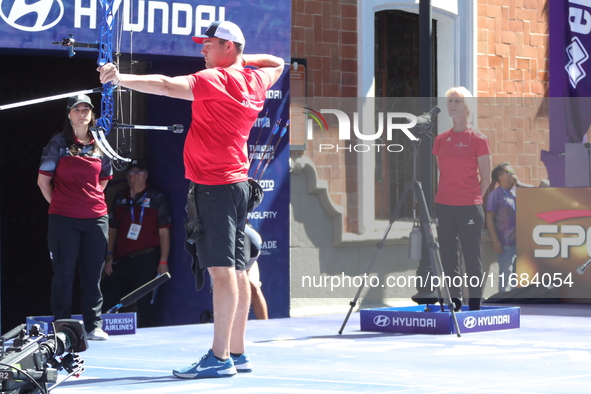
[
  {"x1": 373, "y1": 315, "x2": 390, "y2": 327},
  {"x1": 463, "y1": 316, "x2": 477, "y2": 329},
  {"x1": 0, "y1": 0, "x2": 64, "y2": 32}
]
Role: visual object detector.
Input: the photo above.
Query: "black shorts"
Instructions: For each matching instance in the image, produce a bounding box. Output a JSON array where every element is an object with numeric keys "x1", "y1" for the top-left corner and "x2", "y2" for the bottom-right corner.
[{"x1": 191, "y1": 181, "x2": 249, "y2": 271}]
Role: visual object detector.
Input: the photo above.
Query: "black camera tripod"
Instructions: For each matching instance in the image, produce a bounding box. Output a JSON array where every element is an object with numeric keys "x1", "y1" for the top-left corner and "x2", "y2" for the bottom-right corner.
[{"x1": 338, "y1": 118, "x2": 462, "y2": 337}]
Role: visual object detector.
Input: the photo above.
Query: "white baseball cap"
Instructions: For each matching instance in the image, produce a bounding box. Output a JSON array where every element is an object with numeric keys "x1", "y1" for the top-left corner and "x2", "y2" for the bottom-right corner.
[{"x1": 192, "y1": 21, "x2": 245, "y2": 45}]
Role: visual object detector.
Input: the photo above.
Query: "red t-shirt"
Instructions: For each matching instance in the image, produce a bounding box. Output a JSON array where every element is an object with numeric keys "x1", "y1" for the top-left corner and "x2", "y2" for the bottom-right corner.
[
  {"x1": 432, "y1": 127, "x2": 490, "y2": 206},
  {"x1": 184, "y1": 67, "x2": 272, "y2": 185}
]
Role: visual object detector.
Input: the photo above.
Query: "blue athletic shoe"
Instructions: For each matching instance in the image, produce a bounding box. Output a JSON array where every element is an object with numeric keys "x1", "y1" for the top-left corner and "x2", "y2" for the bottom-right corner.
[
  {"x1": 173, "y1": 349, "x2": 237, "y2": 379},
  {"x1": 231, "y1": 353, "x2": 252, "y2": 373}
]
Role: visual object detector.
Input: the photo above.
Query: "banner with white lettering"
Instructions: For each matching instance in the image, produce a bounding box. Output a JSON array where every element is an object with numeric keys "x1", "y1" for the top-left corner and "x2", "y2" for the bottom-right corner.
[
  {"x1": 359, "y1": 306, "x2": 520, "y2": 334},
  {"x1": 27, "y1": 313, "x2": 136, "y2": 335},
  {"x1": 0, "y1": 0, "x2": 290, "y2": 61},
  {"x1": 516, "y1": 187, "x2": 591, "y2": 299},
  {"x1": 245, "y1": 70, "x2": 290, "y2": 318},
  {"x1": 546, "y1": 0, "x2": 591, "y2": 186}
]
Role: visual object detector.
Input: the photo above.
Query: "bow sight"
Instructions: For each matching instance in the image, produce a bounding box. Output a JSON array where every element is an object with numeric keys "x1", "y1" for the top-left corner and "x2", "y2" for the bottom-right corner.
[{"x1": 0, "y1": 319, "x2": 87, "y2": 394}]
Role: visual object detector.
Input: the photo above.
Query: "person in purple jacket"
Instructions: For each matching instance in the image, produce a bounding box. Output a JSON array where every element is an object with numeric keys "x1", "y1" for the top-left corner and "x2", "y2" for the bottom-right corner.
[{"x1": 485, "y1": 162, "x2": 533, "y2": 293}]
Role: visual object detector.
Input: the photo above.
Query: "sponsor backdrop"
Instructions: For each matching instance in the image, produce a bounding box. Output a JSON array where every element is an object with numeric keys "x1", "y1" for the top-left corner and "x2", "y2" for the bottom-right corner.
[
  {"x1": 0, "y1": 0, "x2": 290, "y2": 61},
  {"x1": 360, "y1": 306, "x2": 520, "y2": 335},
  {"x1": 0, "y1": 0, "x2": 291, "y2": 325},
  {"x1": 546, "y1": 0, "x2": 591, "y2": 186},
  {"x1": 516, "y1": 188, "x2": 591, "y2": 299}
]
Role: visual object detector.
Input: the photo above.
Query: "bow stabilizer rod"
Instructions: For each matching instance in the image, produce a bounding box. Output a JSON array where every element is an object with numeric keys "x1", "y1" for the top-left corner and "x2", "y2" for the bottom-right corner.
[
  {"x1": 0, "y1": 88, "x2": 102, "y2": 111},
  {"x1": 114, "y1": 122, "x2": 184, "y2": 133}
]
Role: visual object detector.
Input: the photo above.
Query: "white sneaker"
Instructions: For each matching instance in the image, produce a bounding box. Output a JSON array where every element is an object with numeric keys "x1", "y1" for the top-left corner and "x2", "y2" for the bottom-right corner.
[{"x1": 87, "y1": 328, "x2": 109, "y2": 341}]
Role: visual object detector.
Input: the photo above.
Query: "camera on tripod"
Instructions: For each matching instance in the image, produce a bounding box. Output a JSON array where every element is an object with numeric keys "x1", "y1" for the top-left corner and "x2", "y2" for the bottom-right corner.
[{"x1": 0, "y1": 319, "x2": 87, "y2": 394}]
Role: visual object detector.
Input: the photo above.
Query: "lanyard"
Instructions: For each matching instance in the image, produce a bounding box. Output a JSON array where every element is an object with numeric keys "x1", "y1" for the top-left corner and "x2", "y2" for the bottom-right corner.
[{"x1": 130, "y1": 192, "x2": 148, "y2": 224}]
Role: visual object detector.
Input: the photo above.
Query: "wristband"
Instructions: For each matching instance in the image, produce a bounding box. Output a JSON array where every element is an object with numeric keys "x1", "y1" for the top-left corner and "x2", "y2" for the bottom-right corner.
[
  {"x1": 159, "y1": 261, "x2": 168, "y2": 265},
  {"x1": 106, "y1": 251, "x2": 113, "y2": 255}
]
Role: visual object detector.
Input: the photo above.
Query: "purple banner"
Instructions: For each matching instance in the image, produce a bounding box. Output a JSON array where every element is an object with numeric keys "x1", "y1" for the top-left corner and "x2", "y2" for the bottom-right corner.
[
  {"x1": 360, "y1": 306, "x2": 520, "y2": 335},
  {"x1": 453, "y1": 307, "x2": 520, "y2": 334},
  {"x1": 547, "y1": 1, "x2": 591, "y2": 186},
  {"x1": 360, "y1": 306, "x2": 453, "y2": 335},
  {"x1": 246, "y1": 70, "x2": 291, "y2": 318}
]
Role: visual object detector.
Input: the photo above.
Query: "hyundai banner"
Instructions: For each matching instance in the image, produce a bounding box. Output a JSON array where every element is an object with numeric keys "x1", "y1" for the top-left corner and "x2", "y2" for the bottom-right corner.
[
  {"x1": 0, "y1": 0, "x2": 290, "y2": 61},
  {"x1": 360, "y1": 306, "x2": 520, "y2": 335}
]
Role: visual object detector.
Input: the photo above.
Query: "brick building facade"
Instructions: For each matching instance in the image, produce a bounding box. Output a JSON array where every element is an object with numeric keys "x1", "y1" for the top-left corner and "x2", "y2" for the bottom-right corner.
[{"x1": 291, "y1": 0, "x2": 549, "y2": 236}]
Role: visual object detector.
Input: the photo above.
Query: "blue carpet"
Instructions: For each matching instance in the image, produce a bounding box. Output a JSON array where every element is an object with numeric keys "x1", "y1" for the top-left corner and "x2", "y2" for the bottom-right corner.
[{"x1": 50, "y1": 304, "x2": 591, "y2": 393}]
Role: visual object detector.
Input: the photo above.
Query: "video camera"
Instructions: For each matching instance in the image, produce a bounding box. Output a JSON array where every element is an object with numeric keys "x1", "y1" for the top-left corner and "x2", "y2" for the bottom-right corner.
[{"x1": 0, "y1": 319, "x2": 87, "y2": 394}]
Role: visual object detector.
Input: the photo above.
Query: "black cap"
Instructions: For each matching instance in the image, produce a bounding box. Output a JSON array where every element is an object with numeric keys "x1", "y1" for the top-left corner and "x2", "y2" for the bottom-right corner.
[
  {"x1": 67, "y1": 94, "x2": 94, "y2": 109},
  {"x1": 128, "y1": 158, "x2": 147, "y2": 171}
]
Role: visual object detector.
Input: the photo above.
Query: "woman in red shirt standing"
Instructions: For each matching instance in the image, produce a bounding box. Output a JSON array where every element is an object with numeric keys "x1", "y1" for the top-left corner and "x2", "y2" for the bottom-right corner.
[
  {"x1": 37, "y1": 95, "x2": 113, "y2": 340},
  {"x1": 432, "y1": 87, "x2": 491, "y2": 311}
]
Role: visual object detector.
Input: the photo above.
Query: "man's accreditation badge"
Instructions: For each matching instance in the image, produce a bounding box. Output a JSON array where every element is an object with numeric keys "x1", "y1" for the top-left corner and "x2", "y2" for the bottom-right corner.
[{"x1": 127, "y1": 223, "x2": 142, "y2": 240}]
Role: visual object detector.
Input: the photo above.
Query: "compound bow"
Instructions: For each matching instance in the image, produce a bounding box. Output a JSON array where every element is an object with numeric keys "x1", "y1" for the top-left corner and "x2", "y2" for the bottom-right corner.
[
  {"x1": 89, "y1": 0, "x2": 184, "y2": 168},
  {"x1": 89, "y1": 0, "x2": 124, "y2": 164}
]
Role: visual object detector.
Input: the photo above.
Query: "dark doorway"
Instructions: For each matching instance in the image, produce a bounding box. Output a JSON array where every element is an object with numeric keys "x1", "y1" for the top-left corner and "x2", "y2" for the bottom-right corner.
[
  {"x1": 374, "y1": 10, "x2": 437, "y2": 220},
  {"x1": 0, "y1": 52, "x2": 99, "y2": 332}
]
